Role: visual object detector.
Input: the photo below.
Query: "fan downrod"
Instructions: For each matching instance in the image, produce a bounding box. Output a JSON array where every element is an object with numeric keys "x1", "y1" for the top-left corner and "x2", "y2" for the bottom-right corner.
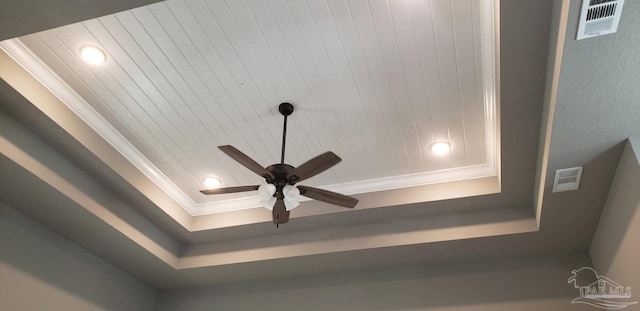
[{"x1": 278, "y1": 103, "x2": 293, "y2": 164}]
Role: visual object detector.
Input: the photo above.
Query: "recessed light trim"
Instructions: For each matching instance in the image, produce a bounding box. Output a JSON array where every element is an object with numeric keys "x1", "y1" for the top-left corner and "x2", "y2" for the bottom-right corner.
[
  {"x1": 203, "y1": 177, "x2": 221, "y2": 189},
  {"x1": 79, "y1": 45, "x2": 106, "y2": 65},
  {"x1": 431, "y1": 142, "x2": 451, "y2": 155}
]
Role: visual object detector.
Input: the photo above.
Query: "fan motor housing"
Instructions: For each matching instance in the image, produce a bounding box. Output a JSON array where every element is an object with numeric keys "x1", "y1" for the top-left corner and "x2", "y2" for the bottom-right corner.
[
  {"x1": 266, "y1": 163, "x2": 294, "y2": 178},
  {"x1": 266, "y1": 164, "x2": 296, "y2": 197}
]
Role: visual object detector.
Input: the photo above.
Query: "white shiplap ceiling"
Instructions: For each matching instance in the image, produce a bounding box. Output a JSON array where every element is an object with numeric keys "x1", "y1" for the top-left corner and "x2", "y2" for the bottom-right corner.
[{"x1": 1, "y1": 0, "x2": 498, "y2": 214}]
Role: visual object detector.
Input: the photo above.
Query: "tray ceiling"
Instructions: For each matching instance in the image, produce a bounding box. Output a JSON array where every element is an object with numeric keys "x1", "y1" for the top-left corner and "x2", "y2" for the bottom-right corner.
[{"x1": 1, "y1": 0, "x2": 498, "y2": 215}]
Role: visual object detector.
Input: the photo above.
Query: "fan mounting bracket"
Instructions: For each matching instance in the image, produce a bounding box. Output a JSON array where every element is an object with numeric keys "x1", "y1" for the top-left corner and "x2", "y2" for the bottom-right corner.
[{"x1": 278, "y1": 102, "x2": 294, "y2": 116}]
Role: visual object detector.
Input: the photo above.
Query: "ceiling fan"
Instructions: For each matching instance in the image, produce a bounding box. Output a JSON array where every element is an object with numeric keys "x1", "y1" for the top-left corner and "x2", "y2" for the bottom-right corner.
[{"x1": 200, "y1": 103, "x2": 358, "y2": 227}]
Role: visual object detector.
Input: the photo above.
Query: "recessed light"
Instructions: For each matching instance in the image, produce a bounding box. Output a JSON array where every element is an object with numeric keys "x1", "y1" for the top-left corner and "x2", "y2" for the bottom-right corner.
[
  {"x1": 430, "y1": 142, "x2": 451, "y2": 155},
  {"x1": 203, "y1": 177, "x2": 221, "y2": 189},
  {"x1": 79, "y1": 45, "x2": 106, "y2": 65}
]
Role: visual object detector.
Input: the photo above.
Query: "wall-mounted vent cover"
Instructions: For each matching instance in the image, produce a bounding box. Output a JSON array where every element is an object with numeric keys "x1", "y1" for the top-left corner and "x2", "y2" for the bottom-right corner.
[
  {"x1": 577, "y1": 0, "x2": 625, "y2": 40},
  {"x1": 553, "y1": 167, "x2": 584, "y2": 193}
]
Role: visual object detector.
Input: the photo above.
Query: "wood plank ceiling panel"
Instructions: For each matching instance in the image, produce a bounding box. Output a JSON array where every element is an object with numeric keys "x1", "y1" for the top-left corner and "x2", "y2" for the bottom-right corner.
[
  {"x1": 14, "y1": 0, "x2": 491, "y2": 209},
  {"x1": 233, "y1": 0, "x2": 340, "y2": 185},
  {"x1": 303, "y1": 0, "x2": 381, "y2": 181},
  {"x1": 430, "y1": 0, "x2": 465, "y2": 167},
  {"x1": 388, "y1": 0, "x2": 434, "y2": 172},
  {"x1": 367, "y1": 0, "x2": 425, "y2": 172},
  {"x1": 278, "y1": 0, "x2": 361, "y2": 183},
  {"x1": 99, "y1": 13, "x2": 253, "y2": 192},
  {"x1": 200, "y1": 0, "x2": 321, "y2": 177},
  {"x1": 411, "y1": 0, "x2": 450, "y2": 171},
  {"x1": 34, "y1": 28, "x2": 206, "y2": 191},
  {"x1": 75, "y1": 18, "x2": 244, "y2": 197},
  {"x1": 131, "y1": 5, "x2": 270, "y2": 189},
  {"x1": 326, "y1": 0, "x2": 409, "y2": 175},
  {"x1": 452, "y1": 0, "x2": 482, "y2": 166}
]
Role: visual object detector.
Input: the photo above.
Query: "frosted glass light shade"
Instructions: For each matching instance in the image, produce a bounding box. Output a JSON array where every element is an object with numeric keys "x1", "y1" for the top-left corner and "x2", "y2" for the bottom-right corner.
[
  {"x1": 258, "y1": 184, "x2": 277, "y2": 210},
  {"x1": 283, "y1": 185, "x2": 300, "y2": 211},
  {"x1": 260, "y1": 197, "x2": 277, "y2": 210}
]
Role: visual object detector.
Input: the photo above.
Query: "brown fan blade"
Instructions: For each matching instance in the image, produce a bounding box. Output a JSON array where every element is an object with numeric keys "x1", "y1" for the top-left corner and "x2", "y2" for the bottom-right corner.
[
  {"x1": 287, "y1": 152, "x2": 341, "y2": 183},
  {"x1": 272, "y1": 199, "x2": 290, "y2": 227},
  {"x1": 297, "y1": 185, "x2": 358, "y2": 208},
  {"x1": 218, "y1": 145, "x2": 274, "y2": 179},
  {"x1": 200, "y1": 185, "x2": 260, "y2": 195}
]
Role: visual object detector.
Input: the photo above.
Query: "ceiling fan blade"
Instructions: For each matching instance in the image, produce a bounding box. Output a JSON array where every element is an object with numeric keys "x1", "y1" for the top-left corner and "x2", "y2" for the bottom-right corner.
[
  {"x1": 288, "y1": 152, "x2": 341, "y2": 183},
  {"x1": 297, "y1": 186, "x2": 358, "y2": 208},
  {"x1": 272, "y1": 199, "x2": 290, "y2": 226},
  {"x1": 200, "y1": 185, "x2": 260, "y2": 195},
  {"x1": 218, "y1": 145, "x2": 274, "y2": 179}
]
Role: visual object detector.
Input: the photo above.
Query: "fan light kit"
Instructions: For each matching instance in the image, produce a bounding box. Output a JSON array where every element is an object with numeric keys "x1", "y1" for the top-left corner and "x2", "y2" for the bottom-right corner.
[
  {"x1": 431, "y1": 142, "x2": 451, "y2": 155},
  {"x1": 79, "y1": 45, "x2": 106, "y2": 64},
  {"x1": 201, "y1": 103, "x2": 358, "y2": 227}
]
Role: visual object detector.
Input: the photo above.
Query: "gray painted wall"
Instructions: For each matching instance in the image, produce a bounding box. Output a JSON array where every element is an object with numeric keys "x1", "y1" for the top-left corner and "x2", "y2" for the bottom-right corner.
[
  {"x1": 549, "y1": 0, "x2": 640, "y2": 173},
  {"x1": 591, "y1": 137, "x2": 640, "y2": 294},
  {"x1": 156, "y1": 253, "x2": 591, "y2": 311},
  {"x1": 0, "y1": 0, "x2": 163, "y2": 40},
  {"x1": 0, "y1": 203, "x2": 157, "y2": 311}
]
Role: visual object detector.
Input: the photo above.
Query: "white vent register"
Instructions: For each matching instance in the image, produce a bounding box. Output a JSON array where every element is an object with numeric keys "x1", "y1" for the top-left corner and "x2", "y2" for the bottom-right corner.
[
  {"x1": 577, "y1": 0, "x2": 624, "y2": 40},
  {"x1": 553, "y1": 167, "x2": 584, "y2": 193}
]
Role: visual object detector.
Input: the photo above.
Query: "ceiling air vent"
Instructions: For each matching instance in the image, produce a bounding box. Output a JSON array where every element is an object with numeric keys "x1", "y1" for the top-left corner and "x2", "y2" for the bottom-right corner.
[
  {"x1": 576, "y1": 0, "x2": 624, "y2": 40},
  {"x1": 553, "y1": 167, "x2": 584, "y2": 193}
]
